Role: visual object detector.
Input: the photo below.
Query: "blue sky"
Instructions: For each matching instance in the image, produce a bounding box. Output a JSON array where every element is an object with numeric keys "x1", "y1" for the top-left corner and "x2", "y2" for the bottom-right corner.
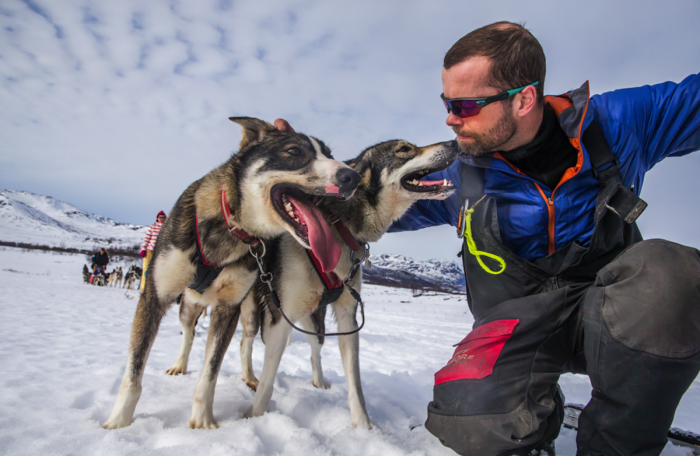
[{"x1": 1, "y1": 0, "x2": 699, "y2": 261}]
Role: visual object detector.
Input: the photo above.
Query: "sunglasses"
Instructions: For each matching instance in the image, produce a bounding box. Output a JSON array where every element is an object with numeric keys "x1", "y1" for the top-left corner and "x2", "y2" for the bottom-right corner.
[{"x1": 441, "y1": 81, "x2": 539, "y2": 118}]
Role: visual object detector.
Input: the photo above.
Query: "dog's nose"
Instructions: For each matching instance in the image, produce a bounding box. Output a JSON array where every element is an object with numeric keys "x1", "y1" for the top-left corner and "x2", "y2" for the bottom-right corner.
[
  {"x1": 334, "y1": 167, "x2": 361, "y2": 195},
  {"x1": 444, "y1": 140, "x2": 457, "y2": 148}
]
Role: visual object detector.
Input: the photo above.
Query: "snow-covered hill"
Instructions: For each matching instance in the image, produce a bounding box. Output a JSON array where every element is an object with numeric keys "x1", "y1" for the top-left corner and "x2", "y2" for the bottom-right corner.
[
  {"x1": 0, "y1": 189, "x2": 147, "y2": 250},
  {"x1": 362, "y1": 253, "x2": 465, "y2": 294}
]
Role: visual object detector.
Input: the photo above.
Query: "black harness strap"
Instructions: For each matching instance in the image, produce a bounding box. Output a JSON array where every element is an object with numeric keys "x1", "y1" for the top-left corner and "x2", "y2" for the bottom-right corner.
[
  {"x1": 457, "y1": 163, "x2": 486, "y2": 238},
  {"x1": 305, "y1": 250, "x2": 345, "y2": 307},
  {"x1": 582, "y1": 120, "x2": 648, "y2": 223},
  {"x1": 188, "y1": 215, "x2": 223, "y2": 294}
]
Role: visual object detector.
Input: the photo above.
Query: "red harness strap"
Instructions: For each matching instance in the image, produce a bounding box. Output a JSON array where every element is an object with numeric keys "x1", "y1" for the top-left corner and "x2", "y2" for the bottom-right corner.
[
  {"x1": 329, "y1": 214, "x2": 362, "y2": 252},
  {"x1": 194, "y1": 214, "x2": 215, "y2": 267},
  {"x1": 193, "y1": 188, "x2": 260, "y2": 269},
  {"x1": 306, "y1": 250, "x2": 344, "y2": 290},
  {"x1": 220, "y1": 188, "x2": 260, "y2": 245}
]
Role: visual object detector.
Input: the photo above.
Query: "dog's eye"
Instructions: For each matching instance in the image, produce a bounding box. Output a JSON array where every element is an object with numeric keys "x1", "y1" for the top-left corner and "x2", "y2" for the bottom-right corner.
[
  {"x1": 285, "y1": 147, "x2": 301, "y2": 156},
  {"x1": 396, "y1": 145, "x2": 412, "y2": 153}
]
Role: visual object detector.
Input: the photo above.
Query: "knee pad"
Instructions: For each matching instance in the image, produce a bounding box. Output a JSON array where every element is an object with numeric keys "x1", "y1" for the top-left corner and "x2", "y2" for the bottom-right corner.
[{"x1": 597, "y1": 239, "x2": 700, "y2": 358}]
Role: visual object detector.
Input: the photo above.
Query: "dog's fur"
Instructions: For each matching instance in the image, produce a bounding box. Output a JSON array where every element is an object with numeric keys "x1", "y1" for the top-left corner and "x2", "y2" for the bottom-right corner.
[
  {"x1": 122, "y1": 266, "x2": 139, "y2": 290},
  {"x1": 103, "y1": 117, "x2": 359, "y2": 430},
  {"x1": 108, "y1": 267, "x2": 123, "y2": 287},
  {"x1": 92, "y1": 268, "x2": 106, "y2": 287},
  {"x1": 173, "y1": 139, "x2": 457, "y2": 428},
  {"x1": 82, "y1": 264, "x2": 90, "y2": 284}
]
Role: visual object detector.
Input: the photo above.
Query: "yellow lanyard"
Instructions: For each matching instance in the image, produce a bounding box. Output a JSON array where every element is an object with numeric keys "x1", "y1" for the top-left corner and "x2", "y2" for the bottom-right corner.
[{"x1": 463, "y1": 205, "x2": 506, "y2": 275}]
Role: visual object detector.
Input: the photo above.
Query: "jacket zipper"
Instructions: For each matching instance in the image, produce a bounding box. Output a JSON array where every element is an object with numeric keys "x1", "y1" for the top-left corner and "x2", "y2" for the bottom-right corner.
[
  {"x1": 494, "y1": 154, "x2": 558, "y2": 255},
  {"x1": 531, "y1": 182, "x2": 556, "y2": 255},
  {"x1": 494, "y1": 147, "x2": 584, "y2": 256}
]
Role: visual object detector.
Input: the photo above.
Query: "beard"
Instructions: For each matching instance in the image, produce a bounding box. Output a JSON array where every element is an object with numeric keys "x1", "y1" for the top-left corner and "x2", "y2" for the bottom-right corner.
[{"x1": 454, "y1": 107, "x2": 517, "y2": 157}]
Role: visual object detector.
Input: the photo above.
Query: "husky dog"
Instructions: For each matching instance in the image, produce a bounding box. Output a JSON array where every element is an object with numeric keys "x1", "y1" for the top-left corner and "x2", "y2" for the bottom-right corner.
[
  {"x1": 122, "y1": 266, "x2": 139, "y2": 290},
  {"x1": 93, "y1": 268, "x2": 106, "y2": 287},
  {"x1": 82, "y1": 264, "x2": 90, "y2": 284},
  {"x1": 108, "y1": 267, "x2": 123, "y2": 287},
  {"x1": 102, "y1": 117, "x2": 360, "y2": 430},
  {"x1": 172, "y1": 139, "x2": 457, "y2": 428}
]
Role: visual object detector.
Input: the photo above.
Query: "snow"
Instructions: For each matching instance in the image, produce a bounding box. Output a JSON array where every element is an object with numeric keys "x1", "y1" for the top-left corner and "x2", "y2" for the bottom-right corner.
[{"x1": 0, "y1": 247, "x2": 697, "y2": 455}]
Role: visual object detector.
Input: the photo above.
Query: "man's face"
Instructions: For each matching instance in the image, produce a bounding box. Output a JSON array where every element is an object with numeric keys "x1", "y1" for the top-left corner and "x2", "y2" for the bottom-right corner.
[
  {"x1": 157, "y1": 215, "x2": 166, "y2": 223},
  {"x1": 441, "y1": 56, "x2": 517, "y2": 157}
]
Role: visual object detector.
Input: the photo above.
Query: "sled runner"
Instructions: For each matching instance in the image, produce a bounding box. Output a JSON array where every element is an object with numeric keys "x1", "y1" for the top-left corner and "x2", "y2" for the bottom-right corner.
[{"x1": 564, "y1": 403, "x2": 700, "y2": 455}]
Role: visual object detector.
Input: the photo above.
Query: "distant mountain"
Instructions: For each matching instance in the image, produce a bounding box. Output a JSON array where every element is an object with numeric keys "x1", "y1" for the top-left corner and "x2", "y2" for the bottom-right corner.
[
  {"x1": 0, "y1": 190, "x2": 147, "y2": 250},
  {"x1": 361, "y1": 253, "x2": 465, "y2": 294}
]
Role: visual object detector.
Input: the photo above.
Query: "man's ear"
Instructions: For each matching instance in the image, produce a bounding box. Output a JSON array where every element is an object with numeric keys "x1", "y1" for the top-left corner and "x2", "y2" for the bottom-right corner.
[
  {"x1": 515, "y1": 85, "x2": 538, "y2": 118},
  {"x1": 228, "y1": 117, "x2": 277, "y2": 149}
]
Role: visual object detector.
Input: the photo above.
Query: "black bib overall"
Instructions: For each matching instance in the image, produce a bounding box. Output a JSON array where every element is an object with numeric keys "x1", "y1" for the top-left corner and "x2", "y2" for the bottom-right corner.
[{"x1": 426, "y1": 122, "x2": 700, "y2": 456}]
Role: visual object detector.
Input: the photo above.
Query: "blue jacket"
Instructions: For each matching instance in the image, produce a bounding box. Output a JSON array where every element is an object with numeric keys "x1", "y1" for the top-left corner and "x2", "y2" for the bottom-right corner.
[{"x1": 390, "y1": 75, "x2": 700, "y2": 262}]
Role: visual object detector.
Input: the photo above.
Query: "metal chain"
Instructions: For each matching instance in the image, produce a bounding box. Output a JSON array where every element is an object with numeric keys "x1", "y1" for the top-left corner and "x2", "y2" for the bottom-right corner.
[{"x1": 248, "y1": 240, "x2": 366, "y2": 337}]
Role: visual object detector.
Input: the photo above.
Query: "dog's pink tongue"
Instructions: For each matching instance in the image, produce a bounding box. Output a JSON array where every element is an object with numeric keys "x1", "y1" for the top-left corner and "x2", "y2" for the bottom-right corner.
[{"x1": 286, "y1": 194, "x2": 341, "y2": 272}]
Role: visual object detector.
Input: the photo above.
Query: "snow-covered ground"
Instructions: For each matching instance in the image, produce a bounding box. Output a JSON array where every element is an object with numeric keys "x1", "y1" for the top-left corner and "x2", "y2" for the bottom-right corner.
[{"x1": 0, "y1": 247, "x2": 697, "y2": 455}]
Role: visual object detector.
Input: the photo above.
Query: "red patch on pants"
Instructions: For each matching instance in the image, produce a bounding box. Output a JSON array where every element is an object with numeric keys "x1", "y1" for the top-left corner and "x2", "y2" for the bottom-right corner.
[{"x1": 434, "y1": 319, "x2": 519, "y2": 385}]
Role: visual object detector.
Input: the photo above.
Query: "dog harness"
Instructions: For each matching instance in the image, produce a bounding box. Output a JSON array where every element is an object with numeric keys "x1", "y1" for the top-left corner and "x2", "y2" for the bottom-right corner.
[
  {"x1": 305, "y1": 213, "x2": 364, "y2": 307},
  {"x1": 188, "y1": 188, "x2": 260, "y2": 294}
]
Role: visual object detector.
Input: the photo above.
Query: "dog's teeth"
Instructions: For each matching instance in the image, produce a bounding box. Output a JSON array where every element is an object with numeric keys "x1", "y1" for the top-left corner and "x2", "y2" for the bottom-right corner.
[
  {"x1": 443, "y1": 179, "x2": 448, "y2": 186},
  {"x1": 418, "y1": 182, "x2": 423, "y2": 186}
]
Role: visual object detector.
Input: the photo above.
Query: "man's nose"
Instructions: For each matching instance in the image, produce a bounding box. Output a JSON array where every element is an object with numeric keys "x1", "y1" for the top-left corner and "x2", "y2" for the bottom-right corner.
[{"x1": 446, "y1": 112, "x2": 463, "y2": 127}]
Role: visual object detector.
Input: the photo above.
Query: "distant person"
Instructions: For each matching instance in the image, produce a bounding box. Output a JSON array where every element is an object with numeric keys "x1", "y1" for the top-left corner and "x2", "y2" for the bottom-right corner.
[
  {"x1": 140, "y1": 211, "x2": 166, "y2": 291},
  {"x1": 91, "y1": 247, "x2": 109, "y2": 273},
  {"x1": 90, "y1": 247, "x2": 110, "y2": 284}
]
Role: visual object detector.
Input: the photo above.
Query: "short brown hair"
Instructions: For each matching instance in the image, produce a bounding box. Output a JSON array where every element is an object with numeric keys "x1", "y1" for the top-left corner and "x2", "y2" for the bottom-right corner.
[{"x1": 444, "y1": 21, "x2": 546, "y2": 104}]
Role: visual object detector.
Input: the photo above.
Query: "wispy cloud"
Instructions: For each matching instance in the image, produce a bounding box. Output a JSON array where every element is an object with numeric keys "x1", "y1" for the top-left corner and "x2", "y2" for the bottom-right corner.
[{"x1": 1, "y1": 0, "x2": 699, "y2": 260}]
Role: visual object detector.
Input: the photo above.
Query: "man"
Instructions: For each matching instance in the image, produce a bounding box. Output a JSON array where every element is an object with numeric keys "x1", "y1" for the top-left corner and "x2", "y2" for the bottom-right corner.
[
  {"x1": 139, "y1": 210, "x2": 166, "y2": 291},
  {"x1": 390, "y1": 22, "x2": 700, "y2": 456},
  {"x1": 91, "y1": 247, "x2": 109, "y2": 273}
]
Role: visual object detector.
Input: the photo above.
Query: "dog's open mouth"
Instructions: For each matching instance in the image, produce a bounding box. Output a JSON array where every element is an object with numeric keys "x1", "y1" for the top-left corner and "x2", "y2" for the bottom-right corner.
[
  {"x1": 401, "y1": 166, "x2": 454, "y2": 193},
  {"x1": 271, "y1": 185, "x2": 341, "y2": 272}
]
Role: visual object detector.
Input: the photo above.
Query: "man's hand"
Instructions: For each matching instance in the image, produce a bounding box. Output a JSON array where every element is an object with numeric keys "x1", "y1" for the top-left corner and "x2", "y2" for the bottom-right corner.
[{"x1": 274, "y1": 118, "x2": 295, "y2": 133}]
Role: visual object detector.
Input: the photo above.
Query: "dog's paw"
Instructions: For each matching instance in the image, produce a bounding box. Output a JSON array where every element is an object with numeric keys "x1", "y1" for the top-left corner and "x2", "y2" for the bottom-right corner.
[
  {"x1": 245, "y1": 404, "x2": 267, "y2": 419},
  {"x1": 350, "y1": 409, "x2": 372, "y2": 430},
  {"x1": 102, "y1": 416, "x2": 131, "y2": 430},
  {"x1": 351, "y1": 415, "x2": 372, "y2": 430},
  {"x1": 244, "y1": 379, "x2": 259, "y2": 392},
  {"x1": 313, "y1": 378, "x2": 330, "y2": 389},
  {"x1": 165, "y1": 363, "x2": 187, "y2": 375},
  {"x1": 241, "y1": 404, "x2": 254, "y2": 419},
  {"x1": 188, "y1": 411, "x2": 219, "y2": 429}
]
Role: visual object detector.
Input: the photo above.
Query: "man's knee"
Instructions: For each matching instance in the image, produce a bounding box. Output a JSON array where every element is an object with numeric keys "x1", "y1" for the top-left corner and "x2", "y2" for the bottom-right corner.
[
  {"x1": 426, "y1": 387, "x2": 563, "y2": 456},
  {"x1": 596, "y1": 239, "x2": 700, "y2": 358}
]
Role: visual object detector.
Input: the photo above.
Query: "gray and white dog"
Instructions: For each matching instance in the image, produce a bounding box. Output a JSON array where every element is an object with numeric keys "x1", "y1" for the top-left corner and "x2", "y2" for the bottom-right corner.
[{"x1": 103, "y1": 117, "x2": 359, "y2": 430}]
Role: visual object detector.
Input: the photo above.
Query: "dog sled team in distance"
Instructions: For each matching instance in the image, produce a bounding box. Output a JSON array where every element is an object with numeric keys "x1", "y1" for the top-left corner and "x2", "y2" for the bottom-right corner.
[{"x1": 84, "y1": 262, "x2": 141, "y2": 289}]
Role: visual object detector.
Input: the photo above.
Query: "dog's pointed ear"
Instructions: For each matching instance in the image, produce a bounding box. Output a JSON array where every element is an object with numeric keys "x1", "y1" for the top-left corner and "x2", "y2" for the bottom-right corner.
[{"x1": 229, "y1": 117, "x2": 278, "y2": 149}]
